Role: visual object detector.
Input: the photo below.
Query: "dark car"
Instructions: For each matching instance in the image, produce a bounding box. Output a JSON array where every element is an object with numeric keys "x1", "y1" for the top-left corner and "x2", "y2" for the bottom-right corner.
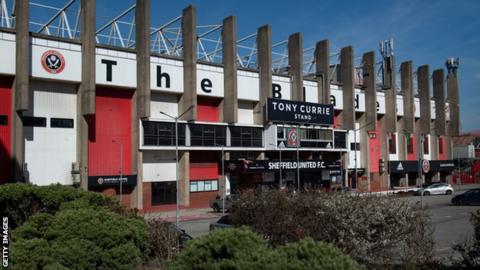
[
  {"x1": 451, "y1": 188, "x2": 480, "y2": 206},
  {"x1": 209, "y1": 215, "x2": 234, "y2": 231}
]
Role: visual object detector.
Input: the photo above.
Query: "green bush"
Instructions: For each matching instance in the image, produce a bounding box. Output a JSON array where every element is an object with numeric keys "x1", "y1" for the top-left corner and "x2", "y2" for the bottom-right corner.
[
  {"x1": 167, "y1": 227, "x2": 271, "y2": 270},
  {"x1": 10, "y1": 207, "x2": 148, "y2": 270},
  {"x1": 271, "y1": 238, "x2": 364, "y2": 270},
  {"x1": 167, "y1": 228, "x2": 362, "y2": 270}
]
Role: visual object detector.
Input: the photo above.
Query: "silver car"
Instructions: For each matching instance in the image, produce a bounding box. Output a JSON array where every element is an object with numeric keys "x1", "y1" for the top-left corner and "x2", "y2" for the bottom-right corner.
[{"x1": 419, "y1": 183, "x2": 454, "y2": 195}]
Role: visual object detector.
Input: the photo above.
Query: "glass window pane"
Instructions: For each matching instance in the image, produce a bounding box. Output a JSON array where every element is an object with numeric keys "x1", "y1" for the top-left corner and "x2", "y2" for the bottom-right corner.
[
  {"x1": 190, "y1": 182, "x2": 198, "y2": 192},
  {"x1": 197, "y1": 181, "x2": 205, "y2": 192},
  {"x1": 212, "y1": 180, "x2": 218, "y2": 190}
]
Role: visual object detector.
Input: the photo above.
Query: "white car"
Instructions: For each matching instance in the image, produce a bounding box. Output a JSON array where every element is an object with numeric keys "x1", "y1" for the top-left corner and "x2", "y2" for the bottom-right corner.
[{"x1": 419, "y1": 183, "x2": 454, "y2": 195}]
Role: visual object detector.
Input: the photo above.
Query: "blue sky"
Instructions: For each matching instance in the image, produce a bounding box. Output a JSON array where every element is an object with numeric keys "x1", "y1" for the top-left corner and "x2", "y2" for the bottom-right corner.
[{"x1": 27, "y1": 0, "x2": 480, "y2": 131}]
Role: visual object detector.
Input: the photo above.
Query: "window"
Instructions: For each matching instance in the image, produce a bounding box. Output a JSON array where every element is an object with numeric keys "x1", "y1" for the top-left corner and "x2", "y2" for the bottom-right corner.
[
  {"x1": 334, "y1": 131, "x2": 347, "y2": 148},
  {"x1": 350, "y1": 142, "x2": 360, "y2": 151},
  {"x1": 190, "y1": 180, "x2": 219, "y2": 193},
  {"x1": 388, "y1": 133, "x2": 397, "y2": 154},
  {"x1": 190, "y1": 124, "x2": 226, "y2": 146},
  {"x1": 51, "y1": 118, "x2": 74, "y2": 128},
  {"x1": 151, "y1": 181, "x2": 176, "y2": 205},
  {"x1": 230, "y1": 126, "x2": 263, "y2": 147},
  {"x1": 143, "y1": 121, "x2": 186, "y2": 146},
  {"x1": 424, "y1": 136, "x2": 430, "y2": 155},
  {"x1": 407, "y1": 136, "x2": 414, "y2": 154},
  {"x1": 0, "y1": 115, "x2": 7, "y2": 126},
  {"x1": 438, "y1": 137, "x2": 443, "y2": 155},
  {"x1": 23, "y1": 116, "x2": 46, "y2": 127},
  {"x1": 277, "y1": 127, "x2": 285, "y2": 140},
  {"x1": 300, "y1": 128, "x2": 332, "y2": 141}
]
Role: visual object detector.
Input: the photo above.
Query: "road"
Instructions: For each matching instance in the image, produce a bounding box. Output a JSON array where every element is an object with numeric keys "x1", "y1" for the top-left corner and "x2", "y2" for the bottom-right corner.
[
  {"x1": 406, "y1": 191, "x2": 480, "y2": 258},
  {"x1": 180, "y1": 188, "x2": 480, "y2": 258}
]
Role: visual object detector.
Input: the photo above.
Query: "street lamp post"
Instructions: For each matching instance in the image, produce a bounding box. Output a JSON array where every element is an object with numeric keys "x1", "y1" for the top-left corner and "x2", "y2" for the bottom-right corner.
[
  {"x1": 112, "y1": 140, "x2": 123, "y2": 204},
  {"x1": 160, "y1": 105, "x2": 195, "y2": 233},
  {"x1": 214, "y1": 143, "x2": 226, "y2": 215}
]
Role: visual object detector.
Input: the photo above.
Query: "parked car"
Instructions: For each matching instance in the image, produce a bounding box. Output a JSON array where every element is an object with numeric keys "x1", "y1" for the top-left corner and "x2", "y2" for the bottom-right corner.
[
  {"x1": 451, "y1": 188, "x2": 480, "y2": 205},
  {"x1": 209, "y1": 215, "x2": 234, "y2": 231},
  {"x1": 415, "y1": 183, "x2": 454, "y2": 196},
  {"x1": 209, "y1": 195, "x2": 237, "y2": 212}
]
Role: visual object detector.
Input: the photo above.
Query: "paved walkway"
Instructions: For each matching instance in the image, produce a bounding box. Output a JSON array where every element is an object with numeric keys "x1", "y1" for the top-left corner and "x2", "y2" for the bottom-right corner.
[{"x1": 143, "y1": 207, "x2": 222, "y2": 222}]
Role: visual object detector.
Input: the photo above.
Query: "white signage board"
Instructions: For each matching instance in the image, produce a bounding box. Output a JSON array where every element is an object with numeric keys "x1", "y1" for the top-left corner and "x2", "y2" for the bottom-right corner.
[
  {"x1": 150, "y1": 56, "x2": 183, "y2": 94},
  {"x1": 197, "y1": 64, "x2": 224, "y2": 97},
  {"x1": 96, "y1": 48, "x2": 136, "y2": 87},
  {"x1": 31, "y1": 37, "x2": 81, "y2": 82}
]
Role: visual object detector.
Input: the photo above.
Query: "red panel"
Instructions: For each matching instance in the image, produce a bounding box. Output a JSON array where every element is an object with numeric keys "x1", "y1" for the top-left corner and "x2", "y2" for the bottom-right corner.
[
  {"x1": 407, "y1": 134, "x2": 417, "y2": 160},
  {"x1": 333, "y1": 111, "x2": 341, "y2": 128},
  {"x1": 88, "y1": 88, "x2": 133, "y2": 176},
  {"x1": 368, "y1": 120, "x2": 381, "y2": 173},
  {"x1": 197, "y1": 98, "x2": 220, "y2": 122},
  {"x1": 0, "y1": 78, "x2": 13, "y2": 183},
  {"x1": 190, "y1": 163, "x2": 219, "y2": 180},
  {"x1": 439, "y1": 136, "x2": 446, "y2": 160}
]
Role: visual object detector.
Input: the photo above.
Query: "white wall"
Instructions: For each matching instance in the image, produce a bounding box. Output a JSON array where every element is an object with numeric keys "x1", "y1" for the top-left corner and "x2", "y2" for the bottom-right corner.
[
  {"x1": 304, "y1": 80, "x2": 318, "y2": 103},
  {"x1": 142, "y1": 151, "x2": 177, "y2": 182},
  {"x1": 0, "y1": 32, "x2": 15, "y2": 75},
  {"x1": 237, "y1": 70, "x2": 259, "y2": 101},
  {"x1": 25, "y1": 81, "x2": 77, "y2": 186},
  {"x1": 431, "y1": 100, "x2": 436, "y2": 119},
  {"x1": 237, "y1": 101, "x2": 254, "y2": 124},
  {"x1": 348, "y1": 122, "x2": 361, "y2": 168},
  {"x1": 414, "y1": 98, "x2": 420, "y2": 118},
  {"x1": 396, "y1": 95, "x2": 404, "y2": 116},
  {"x1": 377, "y1": 92, "x2": 386, "y2": 114},
  {"x1": 150, "y1": 93, "x2": 178, "y2": 120}
]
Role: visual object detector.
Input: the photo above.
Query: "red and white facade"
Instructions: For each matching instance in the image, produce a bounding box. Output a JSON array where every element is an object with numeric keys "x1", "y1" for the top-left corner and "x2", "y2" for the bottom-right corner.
[{"x1": 0, "y1": 1, "x2": 460, "y2": 211}]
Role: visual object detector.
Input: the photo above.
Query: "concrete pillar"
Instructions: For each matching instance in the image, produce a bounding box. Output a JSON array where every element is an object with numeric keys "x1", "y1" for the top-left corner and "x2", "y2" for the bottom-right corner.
[
  {"x1": 14, "y1": 0, "x2": 29, "y2": 112},
  {"x1": 401, "y1": 61, "x2": 414, "y2": 133},
  {"x1": 433, "y1": 69, "x2": 446, "y2": 136},
  {"x1": 180, "y1": 5, "x2": 197, "y2": 120},
  {"x1": 315, "y1": 40, "x2": 330, "y2": 104},
  {"x1": 288, "y1": 33, "x2": 303, "y2": 101},
  {"x1": 136, "y1": 0, "x2": 151, "y2": 119},
  {"x1": 132, "y1": 0, "x2": 151, "y2": 209},
  {"x1": 222, "y1": 16, "x2": 238, "y2": 123},
  {"x1": 446, "y1": 69, "x2": 460, "y2": 136},
  {"x1": 383, "y1": 56, "x2": 397, "y2": 133},
  {"x1": 78, "y1": 0, "x2": 96, "y2": 189},
  {"x1": 340, "y1": 46, "x2": 354, "y2": 130},
  {"x1": 12, "y1": 0, "x2": 29, "y2": 181},
  {"x1": 417, "y1": 65, "x2": 431, "y2": 134},
  {"x1": 179, "y1": 151, "x2": 190, "y2": 206},
  {"x1": 362, "y1": 51, "x2": 376, "y2": 131},
  {"x1": 254, "y1": 25, "x2": 272, "y2": 125},
  {"x1": 430, "y1": 121, "x2": 438, "y2": 159}
]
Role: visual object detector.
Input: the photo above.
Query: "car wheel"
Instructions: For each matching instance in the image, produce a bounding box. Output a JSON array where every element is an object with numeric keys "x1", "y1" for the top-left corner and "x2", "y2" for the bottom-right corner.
[
  {"x1": 213, "y1": 204, "x2": 220, "y2": 212},
  {"x1": 446, "y1": 190, "x2": 453, "y2": 195},
  {"x1": 423, "y1": 191, "x2": 430, "y2": 196}
]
